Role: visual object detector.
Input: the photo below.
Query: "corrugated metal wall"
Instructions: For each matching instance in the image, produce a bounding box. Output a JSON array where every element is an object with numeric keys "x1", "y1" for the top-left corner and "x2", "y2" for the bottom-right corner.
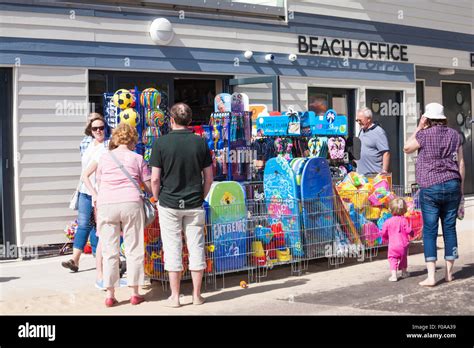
[
  {"x1": 16, "y1": 66, "x2": 88, "y2": 245},
  {"x1": 289, "y1": 0, "x2": 473, "y2": 35},
  {"x1": 0, "y1": 9, "x2": 472, "y2": 70},
  {"x1": 2, "y1": 2, "x2": 471, "y2": 245}
]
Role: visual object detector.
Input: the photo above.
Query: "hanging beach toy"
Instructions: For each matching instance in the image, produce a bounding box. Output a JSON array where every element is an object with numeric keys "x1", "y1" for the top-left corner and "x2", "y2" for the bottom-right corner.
[
  {"x1": 144, "y1": 147, "x2": 152, "y2": 162},
  {"x1": 142, "y1": 127, "x2": 160, "y2": 146},
  {"x1": 140, "y1": 88, "x2": 161, "y2": 109},
  {"x1": 146, "y1": 109, "x2": 166, "y2": 127}
]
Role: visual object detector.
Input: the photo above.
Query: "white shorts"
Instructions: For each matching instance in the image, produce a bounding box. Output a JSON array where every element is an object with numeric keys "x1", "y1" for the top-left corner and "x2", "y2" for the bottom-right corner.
[{"x1": 158, "y1": 206, "x2": 206, "y2": 272}]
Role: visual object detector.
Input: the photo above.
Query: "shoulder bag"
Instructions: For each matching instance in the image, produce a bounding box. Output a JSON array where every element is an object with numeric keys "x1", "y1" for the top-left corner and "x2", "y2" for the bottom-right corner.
[{"x1": 109, "y1": 151, "x2": 156, "y2": 227}]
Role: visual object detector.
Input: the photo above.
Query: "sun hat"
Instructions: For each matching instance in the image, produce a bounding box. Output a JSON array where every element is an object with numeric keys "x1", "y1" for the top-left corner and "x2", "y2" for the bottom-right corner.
[{"x1": 423, "y1": 103, "x2": 447, "y2": 120}]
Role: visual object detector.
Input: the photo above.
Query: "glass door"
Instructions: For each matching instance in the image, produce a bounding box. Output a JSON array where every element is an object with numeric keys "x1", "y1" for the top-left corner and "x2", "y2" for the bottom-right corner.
[
  {"x1": 442, "y1": 82, "x2": 473, "y2": 194},
  {"x1": 308, "y1": 87, "x2": 357, "y2": 137},
  {"x1": 229, "y1": 75, "x2": 280, "y2": 112},
  {"x1": 0, "y1": 68, "x2": 15, "y2": 248},
  {"x1": 365, "y1": 89, "x2": 404, "y2": 185}
]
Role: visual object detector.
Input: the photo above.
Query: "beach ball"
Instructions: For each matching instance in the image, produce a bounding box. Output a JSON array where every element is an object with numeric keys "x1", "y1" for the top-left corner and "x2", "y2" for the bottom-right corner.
[
  {"x1": 119, "y1": 108, "x2": 140, "y2": 127},
  {"x1": 140, "y1": 88, "x2": 161, "y2": 109},
  {"x1": 113, "y1": 89, "x2": 135, "y2": 110}
]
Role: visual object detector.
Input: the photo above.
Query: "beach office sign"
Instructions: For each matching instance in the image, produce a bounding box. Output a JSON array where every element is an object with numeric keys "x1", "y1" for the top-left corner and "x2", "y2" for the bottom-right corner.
[{"x1": 298, "y1": 35, "x2": 409, "y2": 62}]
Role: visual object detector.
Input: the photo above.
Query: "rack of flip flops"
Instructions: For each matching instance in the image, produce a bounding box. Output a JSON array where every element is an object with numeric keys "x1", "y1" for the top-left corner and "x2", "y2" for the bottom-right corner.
[
  {"x1": 304, "y1": 109, "x2": 353, "y2": 178},
  {"x1": 254, "y1": 108, "x2": 352, "y2": 179},
  {"x1": 196, "y1": 93, "x2": 253, "y2": 181},
  {"x1": 335, "y1": 172, "x2": 423, "y2": 254}
]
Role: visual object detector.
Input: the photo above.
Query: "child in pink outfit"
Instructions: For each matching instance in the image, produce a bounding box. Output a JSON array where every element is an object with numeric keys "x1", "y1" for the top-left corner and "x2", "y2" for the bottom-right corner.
[{"x1": 382, "y1": 198, "x2": 414, "y2": 281}]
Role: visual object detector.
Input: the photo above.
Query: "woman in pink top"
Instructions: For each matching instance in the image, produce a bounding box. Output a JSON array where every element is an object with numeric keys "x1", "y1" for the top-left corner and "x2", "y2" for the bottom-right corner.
[
  {"x1": 83, "y1": 123, "x2": 152, "y2": 307},
  {"x1": 382, "y1": 198, "x2": 414, "y2": 282}
]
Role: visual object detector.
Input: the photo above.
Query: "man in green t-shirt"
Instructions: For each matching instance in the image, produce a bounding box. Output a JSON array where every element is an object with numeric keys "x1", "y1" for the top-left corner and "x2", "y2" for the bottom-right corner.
[{"x1": 149, "y1": 103, "x2": 213, "y2": 308}]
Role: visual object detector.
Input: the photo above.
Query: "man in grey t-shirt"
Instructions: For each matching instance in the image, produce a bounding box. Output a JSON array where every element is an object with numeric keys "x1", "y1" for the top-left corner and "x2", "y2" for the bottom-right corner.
[{"x1": 356, "y1": 107, "x2": 390, "y2": 175}]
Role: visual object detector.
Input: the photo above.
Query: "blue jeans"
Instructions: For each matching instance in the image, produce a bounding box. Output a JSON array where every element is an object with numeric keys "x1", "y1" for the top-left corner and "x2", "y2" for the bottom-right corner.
[
  {"x1": 73, "y1": 193, "x2": 98, "y2": 254},
  {"x1": 420, "y1": 179, "x2": 461, "y2": 262}
]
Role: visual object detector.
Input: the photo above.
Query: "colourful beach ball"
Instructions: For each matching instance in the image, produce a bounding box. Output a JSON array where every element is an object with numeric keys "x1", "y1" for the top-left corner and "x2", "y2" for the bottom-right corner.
[
  {"x1": 119, "y1": 108, "x2": 140, "y2": 127},
  {"x1": 113, "y1": 89, "x2": 135, "y2": 110},
  {"x1": 140, "y1": 88, "x2": 161, "y2": 109}
]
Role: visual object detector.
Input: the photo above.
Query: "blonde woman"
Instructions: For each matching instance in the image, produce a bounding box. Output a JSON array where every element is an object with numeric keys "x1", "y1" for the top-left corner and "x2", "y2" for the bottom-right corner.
[
  {"x1": 62, "y1": 114, "x2": 108, "y2": 273},
  {"x1": 83, "y1": 123, "x2": 152, "y2": 307}
]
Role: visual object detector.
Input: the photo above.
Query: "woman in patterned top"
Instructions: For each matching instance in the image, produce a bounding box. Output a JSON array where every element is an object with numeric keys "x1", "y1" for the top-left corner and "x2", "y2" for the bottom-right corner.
[{"x1": 404, "y1": 103, "x2": 465, "y2": 287}]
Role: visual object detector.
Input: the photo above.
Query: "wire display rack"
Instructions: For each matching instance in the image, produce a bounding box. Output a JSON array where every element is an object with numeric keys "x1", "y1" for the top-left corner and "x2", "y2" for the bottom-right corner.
[
  {"x1": 342, "y1": 182, "x2": 423, "y2": 261},
  {"x1": 144, "y1": 180, "x2": 423, "y2": 289}
]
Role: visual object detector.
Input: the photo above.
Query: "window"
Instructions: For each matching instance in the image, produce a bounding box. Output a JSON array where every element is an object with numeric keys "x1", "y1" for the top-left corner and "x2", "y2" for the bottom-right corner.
[
  {"x1": 308, "y1": 87, "x2": 356, "y2": 136},
  {"x1": 89, "y1": 71, "x2": 172, "y2": 117},
  {"x1": 89, "y1": 70, "x2": 229, "y2": 125}
]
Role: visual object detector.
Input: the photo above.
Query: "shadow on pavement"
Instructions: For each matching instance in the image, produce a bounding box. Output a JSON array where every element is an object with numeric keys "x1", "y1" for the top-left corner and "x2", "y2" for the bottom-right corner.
[
  {"x1": 0, "y1": 276, "x2": 20, "y2": 283},
  {"x1": 292, "y1": 262, "x2": 474, "y2": 315},
  {"x1": 141, "y1": 275, "x2": 309, "y2": 304},
  {"x1": 203, "y1": 278, "x2": 309, "y2": 303}
]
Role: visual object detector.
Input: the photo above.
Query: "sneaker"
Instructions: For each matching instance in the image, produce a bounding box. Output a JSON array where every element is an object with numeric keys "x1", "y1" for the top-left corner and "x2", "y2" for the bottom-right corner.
[
  {"x1": 163, "y1": 296, "x2": 181, "y2": 308},
  {"x1": 61, "y1": 259, "x2": 78, "y2": 272},
  {"x1": 95, "y1": 280, "x2": 106, "y2": 291},
  {"x1": 193, "y1": 295, "x2": 206, "y2": 305},
  {"x1": 388, "y1": 276, "x2": 398, "y2": 282}
]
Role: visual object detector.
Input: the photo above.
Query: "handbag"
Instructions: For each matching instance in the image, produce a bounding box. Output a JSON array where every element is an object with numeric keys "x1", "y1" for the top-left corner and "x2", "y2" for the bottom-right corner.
[
  {"x1": 109, "y1": 151, "x2": 156, "y2": 227},
  {"x1": 69, "y1": 188, "x2": 80, "y2": 210},
  {"x1": 69, "y1": 179, "x2": 82, "y2": 210}
]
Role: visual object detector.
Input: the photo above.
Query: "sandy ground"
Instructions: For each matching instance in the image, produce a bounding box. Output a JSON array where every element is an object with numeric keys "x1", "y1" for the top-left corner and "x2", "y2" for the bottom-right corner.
[{"x1": 1, "y1": 202, "x2": 473, "y2": 315}]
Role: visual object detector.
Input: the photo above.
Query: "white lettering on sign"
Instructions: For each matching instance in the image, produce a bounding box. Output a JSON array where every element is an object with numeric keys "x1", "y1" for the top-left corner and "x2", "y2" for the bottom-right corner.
[{"x1": 213, "y1": 219, "x2": 246, "y2": 240}]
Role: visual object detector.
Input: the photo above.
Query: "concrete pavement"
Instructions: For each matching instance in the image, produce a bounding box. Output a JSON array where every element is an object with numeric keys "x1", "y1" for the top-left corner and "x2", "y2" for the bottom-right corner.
[{"x1": 0, "y1": 201, "x2": 473, "y2": 315}]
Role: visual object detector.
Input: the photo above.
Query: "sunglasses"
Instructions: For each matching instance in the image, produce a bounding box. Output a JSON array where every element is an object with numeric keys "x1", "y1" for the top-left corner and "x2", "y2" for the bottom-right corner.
[{"x1": 91, "y1": 126, "x2": 105, "y2": 132}]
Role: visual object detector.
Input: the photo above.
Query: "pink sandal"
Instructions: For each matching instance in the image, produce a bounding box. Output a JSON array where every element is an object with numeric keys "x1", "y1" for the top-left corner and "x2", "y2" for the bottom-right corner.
[
  {"x1": 130, "y1": 295, "x2": 145, "y2": 305},
  {"x1": 105, "y1": 297, "x2": 118, "y2": 307}
]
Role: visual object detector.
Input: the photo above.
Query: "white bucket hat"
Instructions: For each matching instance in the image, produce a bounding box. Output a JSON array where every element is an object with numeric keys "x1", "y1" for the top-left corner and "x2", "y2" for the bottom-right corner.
[{"x1": 423, "y1": 102, "x2": 447, "y2": 120}]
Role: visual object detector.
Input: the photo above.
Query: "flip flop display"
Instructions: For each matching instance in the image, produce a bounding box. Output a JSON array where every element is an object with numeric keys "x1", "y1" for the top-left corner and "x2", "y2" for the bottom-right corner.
[
  {"x1": 328, "y1": 137, "x2": 345, "y2": 160},
  {"x1": 308, "y1": 136, "x2": 328, "y2": 158}
]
